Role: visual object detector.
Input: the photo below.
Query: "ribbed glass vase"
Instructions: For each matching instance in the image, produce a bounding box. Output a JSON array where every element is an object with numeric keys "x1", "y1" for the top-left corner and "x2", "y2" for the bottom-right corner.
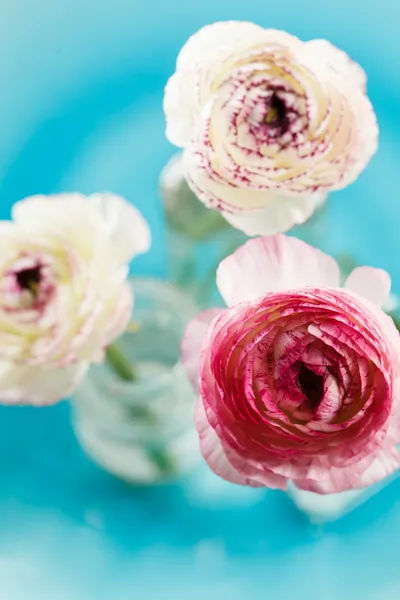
[{"x1": 71, "y1": 277, "x2": 201, "y2": 485}]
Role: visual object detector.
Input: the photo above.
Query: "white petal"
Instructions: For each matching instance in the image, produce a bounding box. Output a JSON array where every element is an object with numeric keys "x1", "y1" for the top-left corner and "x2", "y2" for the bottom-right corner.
[
  {"x1": 184, "y1": 141, "x2": 327, "y2": 227},
  {"x1": 176, "y1": 21, "x2": 265, "y2": 71},
  {"x1": 217, "y1": 234, "x2": 340, "y2": 306},
  {"x1": 0, "y1": 361, "x2": 88, "y2": 406},
  {"x1": 164, "y1": 71, "x2": 197, "y2": 147},
  {"x1": 222, "y1": 192, "x2": 327, "y2": 236},
  {"x1": 182, "y1": 309, "x2": 223, "y2": 392},
  {"x1": 195, "y1": 400, "x2": 263, "y2": 487},
  {"x1": 13, "y1": 193, "x2": 150, "y2": 266},
  {"x1": 345, "y1": 266, "x2": 391, "y2": 307},
  {"x1": 89, "y1": 193, "x2": 151, "y2": 264},
  {"x1": 12, "y1": 193, "x2": 91, "y2": 229},
  {"x1": 306, "y1": 39, "x2": 367, "y2": 91}
]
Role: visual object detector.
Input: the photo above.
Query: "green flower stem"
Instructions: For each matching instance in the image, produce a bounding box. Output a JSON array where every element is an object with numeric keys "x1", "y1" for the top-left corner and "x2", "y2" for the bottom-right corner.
[
  {"x1": 105, "y1": 341, "x2": 177, "y2": 480},
  {"x1": 105, "y1": 343, "x2": 138, "y2": 382},
  {"x1": 148, "y1": 447, "x2": 177, "y2": 478}
]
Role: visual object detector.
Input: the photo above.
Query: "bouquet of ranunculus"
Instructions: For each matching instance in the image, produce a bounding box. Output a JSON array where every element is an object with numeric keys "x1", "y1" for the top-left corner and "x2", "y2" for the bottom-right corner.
[{"x1": 1, "y1": 18, "x2": 399, "y2": 517}]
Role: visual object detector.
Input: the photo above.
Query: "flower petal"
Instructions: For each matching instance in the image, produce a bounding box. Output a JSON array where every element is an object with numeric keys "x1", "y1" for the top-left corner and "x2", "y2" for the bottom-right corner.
[
  {"x1": 217, "y1": 234, "x2": 340, "y2": 306},
  {"x1": 164, "y1": 71, "x2": 198, "y2": 147},
  {"x1": 222, "y1": 192, "x2": 326, "y2": 236},
  {"x1": 182, "y1": 309, "x2": 223, "y2": 392},
  {"x1": 0, "y1": 361, "x2": 88, "y2": 406},
  {"x1": 293, "y1": 447, "x2": 400, "y2": 494},
  {"x1": 345, "y1": 266, "x2": 391, "y2": 307},
  {"x1": 195, "y1": 400, "x2": 264, "y2": 487},
  {"x1": 306, "y1": 39, "x2": 367, "y2": 91},
  {"x1": 176, "y1": 21, "x2": 265, "y2": 71},
  {"x1": 89, "y1": 193, "x2": 151, "y2": 264}
]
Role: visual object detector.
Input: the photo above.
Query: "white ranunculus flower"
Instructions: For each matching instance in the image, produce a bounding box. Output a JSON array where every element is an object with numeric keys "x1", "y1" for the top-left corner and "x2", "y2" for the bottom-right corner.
[
  {"x1": 164, "y1": 21, "x2": 378, "y2": 236},
  {"x1": 0, "y1": 192, "x2": 150, "y2": 405}
]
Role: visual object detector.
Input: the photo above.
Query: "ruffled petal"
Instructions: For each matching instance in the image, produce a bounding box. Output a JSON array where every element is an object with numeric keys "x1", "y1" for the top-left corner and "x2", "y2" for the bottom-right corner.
[
  {"x1": 176, "y1": 21, "x2": 265, "y2": 71},
  {"x1": 0, "y1": 360, "x2": 89, "y2": 406},
  {"x1": 345, "y1": 266, "x2": 391, "y2": 308},
  {"x1": 89, "y1": 192, "x2": 151, "y2": 264},
  {"x1": 217, "y1": 234, "x2": 340, "y2": 306},
  {"x1": 195, "y1": 400, "x2": 265, "y2": 487},
  {"x1": 222, "y1": 192, "x2": 326, "y2": 236},
  {"x1": 12, "y1": 192, "x2": 151, "y2": 265},
  {"x1": 293, "y1": 447, "x2": 400, "y2": 494},
  {"x1": 306, "y1": 39, "x2": 367, "y2": 91},
  {"x1": 182, "y1": 309, "x2": 223, "y2": 392},
  {"x1": 164, "y1": 71, "x2": 198, "y2": 147}
]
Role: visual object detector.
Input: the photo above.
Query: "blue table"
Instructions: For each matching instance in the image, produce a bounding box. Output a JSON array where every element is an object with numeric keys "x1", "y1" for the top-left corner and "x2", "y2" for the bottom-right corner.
[{"x1": 1, "y1": 1, "x2": 400, "y2": 598}]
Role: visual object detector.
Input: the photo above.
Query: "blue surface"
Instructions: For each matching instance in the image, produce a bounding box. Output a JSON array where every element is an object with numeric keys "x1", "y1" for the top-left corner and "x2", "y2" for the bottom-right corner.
[{"x1": 1, "y1": 1, "x2": 400, "y2": 598}]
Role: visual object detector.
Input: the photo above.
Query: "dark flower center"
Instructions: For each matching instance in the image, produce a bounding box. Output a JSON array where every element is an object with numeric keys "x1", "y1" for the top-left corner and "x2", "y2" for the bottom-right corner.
[
  {"x1": 16, "y1": 266, "x2": 41, "y2": 296},
  {"x1": 264, "y1": 92, "x2": 288, "y2": 134},
  {"x1": 297, "y1": 364, "x2": 324, "y2": 410}
]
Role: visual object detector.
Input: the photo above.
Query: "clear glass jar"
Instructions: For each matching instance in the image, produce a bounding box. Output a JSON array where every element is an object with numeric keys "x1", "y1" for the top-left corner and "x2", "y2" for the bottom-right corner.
[{"x1": 71, "y1": 277, "x2": 201, "y2": 485}]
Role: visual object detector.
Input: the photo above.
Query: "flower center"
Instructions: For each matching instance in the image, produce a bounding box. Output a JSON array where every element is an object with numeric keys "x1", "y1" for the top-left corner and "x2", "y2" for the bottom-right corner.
[
  {"x1": 16, "y1": 266, "x2": 41, "y2": 296},
  {"x1": 297, "y1": 364, "x2": 324, "y2": 410},
  {"x1": 264, "y1": 92, "x2": 288, "y2": 134}
]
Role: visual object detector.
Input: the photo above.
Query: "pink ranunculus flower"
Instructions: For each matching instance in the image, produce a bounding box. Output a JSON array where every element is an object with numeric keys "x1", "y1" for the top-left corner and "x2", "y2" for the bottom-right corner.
[
  {"x1": 0, "y1": 192, "x2": 150, "y2": 406},
  {"x1": 183, "y1": 235, "x2": 400, "y2": 494},
  {"x1": 164, "y1": 21, "x2": 378, "y2": 236}
]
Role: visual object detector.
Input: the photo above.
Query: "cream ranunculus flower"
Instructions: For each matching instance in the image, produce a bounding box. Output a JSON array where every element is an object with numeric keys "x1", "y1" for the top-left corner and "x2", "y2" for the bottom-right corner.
[
  {"x1": 164, "y1": 21, "x2": 378, "y2": 236},
  {"x1": 0, "y1": 192, "x2": 150, "y2": 405}
]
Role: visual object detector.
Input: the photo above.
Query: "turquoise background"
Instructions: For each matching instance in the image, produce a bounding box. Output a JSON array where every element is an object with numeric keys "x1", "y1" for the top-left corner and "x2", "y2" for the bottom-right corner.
[{"x1": 1, "y1": 1, "x2": 400, "y2": 598}]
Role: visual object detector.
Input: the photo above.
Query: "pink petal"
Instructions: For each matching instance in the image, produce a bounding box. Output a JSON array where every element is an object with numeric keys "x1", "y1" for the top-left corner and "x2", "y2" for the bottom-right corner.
[
  {"x1": 217, "y1": 234, "x2": 340, "y2": 306},
  {"x1": 293, "y1": 447, "x2": 400, "y2": 494},
  {"x1": 221, "y1": 192, "x2": 326, "y2": 237},
  {"x1": 345, "y1": 266, "x2": 391, "y2": 307},
  {"x1": 195, "y1": 400, "x2": 264, "y2": 487},
  {"x1": 182, "y1": 309, "x2": 223, "y2": 392}
]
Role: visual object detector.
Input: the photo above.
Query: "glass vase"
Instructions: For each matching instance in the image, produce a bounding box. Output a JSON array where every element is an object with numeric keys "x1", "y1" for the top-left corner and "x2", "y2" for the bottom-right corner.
[
  {"x1": 71, "y1": 277, "x2": 201, "y2": 485},
  {"x1": 160, "y1": 153, "x2": 330, "y2": 308},
  {"x1": 287, "y1": 474, "x2": 400, "y2": 523}
]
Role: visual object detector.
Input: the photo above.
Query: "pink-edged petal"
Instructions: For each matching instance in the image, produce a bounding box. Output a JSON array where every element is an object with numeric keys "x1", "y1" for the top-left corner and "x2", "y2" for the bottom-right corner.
[
  {"x1": 358, "y1": 446, "x2": 400, "y2": 487},
  {"x1": 0, "y1": 361, "x2": 89, "y2": 406},
  {"x1": 306, "y1": 39, "x2": 367, "y2": 91},
  {"x1": 182, "y1": 309, "x2": 223, "y2": 392},
  {"x1": 217, "y1": 234, "x2": 340, "y2": 306},
  {"x1": 176, "y1": 21, "x2": 265, "y2": 71},
  {"x1": 293, "y1": 447, "x2": 400, "y2": 494},
  {"x1": 221, "y1": 442, "x2": 289, "y2": 490},
  {"x1": 195, "y1": 400, "x2": 264, "y2": 487},
  {"x1": 222, "y1": 192, "x2": 326, "y2": 237},
  {"x1": 89, "y1": 192, "x2": 151, "y2": 264},
  {"x1": 345, "y1": 267, "x2": 391, "y2": 308}
]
